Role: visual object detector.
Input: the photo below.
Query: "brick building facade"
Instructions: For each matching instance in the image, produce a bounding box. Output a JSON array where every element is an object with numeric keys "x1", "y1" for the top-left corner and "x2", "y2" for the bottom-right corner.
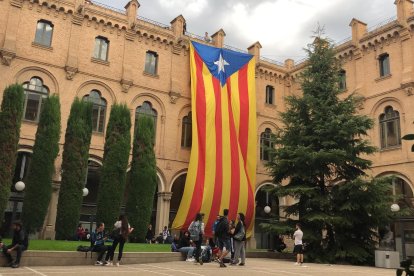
[{"x1": 0, "y1": 0, "x2": 414, "y2": 250}]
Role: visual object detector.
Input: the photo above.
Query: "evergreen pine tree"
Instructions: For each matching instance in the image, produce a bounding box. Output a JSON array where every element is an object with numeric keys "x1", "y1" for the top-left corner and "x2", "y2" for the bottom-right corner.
[
  {"x1": 55, "y1": 98, "x2": 93, "y2": 240},
  {"x1": 265, "y1": 35, "x2": 394, "y2": 264},
  {"x1": 0, "y1": 84, "x2": 24, "y2": 226},
  {"x1": 96, "y1": 104, "x2": 131, "y2": 226},
  {"x1": 126, "y1": 116, "x2": 157, "y2": 242},
  {"x1": 22, "y1": 95, "x2": 61, "y2": 233}
]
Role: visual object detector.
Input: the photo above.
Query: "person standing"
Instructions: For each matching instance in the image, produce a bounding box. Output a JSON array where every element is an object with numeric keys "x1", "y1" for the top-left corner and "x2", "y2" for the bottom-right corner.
[
  {"x1": 188, "y1": 213, "x2": 204, "y2": 265},
  {"x1": 145, "y1": 224, "x2": 154, "y2": 244},
  {"x1": 2, "y1": 221, "x2": 28, "y2": 268},
  {"x1": 105, "y1": 215, "x2": 134, "y2": 266},
  {"x1": 216, "y1": 209, "x2": 230, "y2": 268},
  {"x1": 231, "y1": 213, "x2": 246, "y2": 266},
  {"x1": 293, "y1": 223, "x2": 304, "y2": 265}
]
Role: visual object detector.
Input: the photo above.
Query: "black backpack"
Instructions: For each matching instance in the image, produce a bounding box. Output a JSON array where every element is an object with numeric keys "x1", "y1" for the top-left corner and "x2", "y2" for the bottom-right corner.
[{"x1": 215, "y1": 217, "x2": 228, "y2": 237}]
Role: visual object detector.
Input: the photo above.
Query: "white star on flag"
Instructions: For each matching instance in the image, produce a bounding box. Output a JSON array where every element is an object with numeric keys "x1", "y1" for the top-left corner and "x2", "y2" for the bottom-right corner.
[{"x1": 214, "y1": 54, "x2": 229, "y2": 73}]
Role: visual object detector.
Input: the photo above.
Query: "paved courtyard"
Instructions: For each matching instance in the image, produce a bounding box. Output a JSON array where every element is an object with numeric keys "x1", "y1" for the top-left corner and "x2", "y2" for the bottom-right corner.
[{"x1": 0, "y1": 259, "x2": 395, "y2": 276}]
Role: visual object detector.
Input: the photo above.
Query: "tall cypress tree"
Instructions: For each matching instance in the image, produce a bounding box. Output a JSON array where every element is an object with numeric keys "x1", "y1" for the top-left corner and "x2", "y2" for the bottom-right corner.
[
  {"x1": 126, "y1": 116, "x2": 157, "y2": 242},
  {"x1": 55, "y1": 98, "x2": 93, "y2": 240},
  {"x1": 96, "y1": 104, "x2": 131, "y2": 226},
  {"x1": 22, "y1": 95, "x2": 61, "y2": 233},
  {"x1": 265, "y1": 35, "x2": 394, "y2": 264},
  {"x1": 0, "y1": 84, "x2": 24, "y2": 226}
]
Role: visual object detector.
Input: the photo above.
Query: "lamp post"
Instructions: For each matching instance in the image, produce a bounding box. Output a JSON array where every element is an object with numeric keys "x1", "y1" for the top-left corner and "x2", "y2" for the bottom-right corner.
[
  {"x1": 391, "y1": 203, "x2": 405, "y2": 260},
  {"x1": 10, "y1": 155, "x2": 27, "y2": 235}
]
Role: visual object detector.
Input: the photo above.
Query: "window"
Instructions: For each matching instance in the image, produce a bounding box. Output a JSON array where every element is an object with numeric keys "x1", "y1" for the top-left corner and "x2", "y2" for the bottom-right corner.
[
  {"x1": 145, "y1": 51, "x2": 158, "y2": 75},
  {"x1": 83, "y1": 90, "x2": 107, "y2": 133},
  {"x1": 379, "y1": 106, "x2": 401, "y2": 149},
  {"x1": 34, "y1": 20, "x2": 54, "y2": 47},
  {"x1": 94, "y1": 36, "x2": 109, "y2": 61},
  {"x1": 181, "y1": 112, "x2": 192, "y2": 148},
  {"x1": 260, "y1": 128, "x2": 273, "y2": 161},
  {"x1": 392, "y1": 178, "x2": 414, "y2": 209},
  {"x1": 136, "y1": 101, "x2": 158, "y2": 141},
  {"x1": 22, "y1": 77, "x2": 49, "y2": 122},
  {"x1": 379, "y1": 53, "x2": 390, "y2": 77},
  {"x1": 265, "y1": 85, "x2": 274, "y2": 105},
  {"x1": 339, "y1": 70, "x2": 346, "y2": 90}
]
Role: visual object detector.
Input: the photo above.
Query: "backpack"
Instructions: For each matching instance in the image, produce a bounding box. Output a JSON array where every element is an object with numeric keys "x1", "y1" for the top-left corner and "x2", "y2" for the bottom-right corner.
[
  {"x1": 201, "y1": 246, "x2": 211, "y2": 263},
  {"x1": 215, "y1": 217, "x2": 228, "y2": 238},
  {"x1": 188, "y1": 221, "x2": 201, "y2": 241},
  {"x1": 76, "y1": 245, "x2": 93, "y2": 259}
]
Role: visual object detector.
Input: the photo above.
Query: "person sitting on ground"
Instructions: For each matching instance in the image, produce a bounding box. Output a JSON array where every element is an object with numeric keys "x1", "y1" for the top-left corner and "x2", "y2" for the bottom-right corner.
[
  {"x1": 274, "y1": 234, "x2": 287, "y2": 252},
  {"x1": 177, "y1": 231, "x2": 196, "y2": 261},
  {"x1": 92, "y1": 222, "x2": 109, "y2": 265},
  {"x1": 2, "y1": 221, "x2": 28, "y2": 268},
  {"x1": 84, "y1": 228, "x2": 90, "y2": 241},
  {"x1": 155, "y1": 232, "x2": 163, "y2": 244},
  {"x1": 76, "y1": 223, "x2": 85, "y2": 241}
]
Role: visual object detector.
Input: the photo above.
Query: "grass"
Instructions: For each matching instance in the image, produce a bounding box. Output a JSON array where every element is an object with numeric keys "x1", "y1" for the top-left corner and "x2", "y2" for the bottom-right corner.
[{"x1": 1, "y1": 239, "x2": 171, "y2": 252}]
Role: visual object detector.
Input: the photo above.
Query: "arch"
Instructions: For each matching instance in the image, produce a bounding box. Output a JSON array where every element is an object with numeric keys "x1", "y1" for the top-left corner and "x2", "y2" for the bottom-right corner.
[
  {"x1": 375, "y1": 171, "x2": 414, "y2": 194},
  {"x1": 370, "y1": 97, "x2": 404, "y2": 118},
  {"x1": 76, "y1": 80, "x2": 116, "y2": 105},
  {"x1": 88, "y1": 155, "x2": 103, "y2": 166},
  {"x1": 14, "y1": 66, "x2": 59, "y2": 94},
  {"x1": 258, "y1": 121, "x2": 279, "y2": 133},
  {"x1": 169, "y1": 169, "x2": 188, "y2": 192},
  {"x1": 156, "y1": 168, "x2": 166, "y2": 192},
  {"x1": 130, "y1": 93, "x2": 166, "y2": 117}
]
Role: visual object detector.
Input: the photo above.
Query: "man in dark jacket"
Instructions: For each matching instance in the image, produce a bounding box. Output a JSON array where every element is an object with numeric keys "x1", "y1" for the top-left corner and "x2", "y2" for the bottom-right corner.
[
  {"x1": 2, "y1": 221, "x2": 29, "y2": 268},
  {"x1": 216, "y1": 209, "x2": 230, "y2": 268}
]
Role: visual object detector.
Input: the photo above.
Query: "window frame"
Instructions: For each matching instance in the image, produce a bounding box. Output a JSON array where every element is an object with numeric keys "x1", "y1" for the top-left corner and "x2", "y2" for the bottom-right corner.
[
  {"x1": 22, "y1": 77, "x2": 49, "y2": 122},
  {"x1": 260, "y1": 128, "x2": 273, "y2": 161},
  {"x1": 83, "y1": 90, "x2": 107, "y2": 133},
  {"x1": 265, "y1": 85, "x2": 274, "y2": 105},
  {"x1": 93, "y1": 36, "x2": 110, "y2": 61},
  {"x1": 136, "y1": 101, "x2": 158, "y2": 143},
  {"x1": 144, "y1": 51, "x2": 159, "y2": 75},
  {"x1": 379, "y1": 106, "x2": 401, "y2": 149},
  {"x1": 181, "y1": 112, "x2": 192, "y2": 148},
  {"x1": 34, "y1": 19, "x2": 54, "y2": 47},
  {"x1": 339, "y1": 70, "x2": 347, "y2": 91},
  {"x1": 379, "y1": 53, "x2": 390, "y2": 77}
]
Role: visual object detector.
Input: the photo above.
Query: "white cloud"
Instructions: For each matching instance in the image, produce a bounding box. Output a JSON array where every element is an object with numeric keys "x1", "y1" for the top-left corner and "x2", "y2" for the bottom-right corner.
[{"x1": 158, "y1": 0, "x2": 207, "y2": 17}]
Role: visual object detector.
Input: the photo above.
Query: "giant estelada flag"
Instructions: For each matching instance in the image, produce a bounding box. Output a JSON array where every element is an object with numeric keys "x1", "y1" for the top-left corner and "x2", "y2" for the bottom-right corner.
[{"x1": 172, "y1": 41, "x2": 257, "y2": 238}]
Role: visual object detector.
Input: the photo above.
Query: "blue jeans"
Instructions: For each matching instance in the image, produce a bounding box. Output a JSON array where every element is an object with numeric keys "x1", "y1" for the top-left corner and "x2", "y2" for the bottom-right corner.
[{"x1": 178, "y1": 247, "x2": 195, "y2": 258}]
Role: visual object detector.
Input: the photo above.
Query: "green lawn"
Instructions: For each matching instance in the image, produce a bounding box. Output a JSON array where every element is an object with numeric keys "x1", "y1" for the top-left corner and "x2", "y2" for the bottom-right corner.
[{"x1": 1, "y1": 239, "x2": 171, "y2": 252}]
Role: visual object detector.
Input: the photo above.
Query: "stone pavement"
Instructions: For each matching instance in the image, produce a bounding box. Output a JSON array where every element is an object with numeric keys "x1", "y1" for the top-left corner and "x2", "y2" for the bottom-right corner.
[{"x1": 0, "y1": 258, "x2": 395, "y2": 276}]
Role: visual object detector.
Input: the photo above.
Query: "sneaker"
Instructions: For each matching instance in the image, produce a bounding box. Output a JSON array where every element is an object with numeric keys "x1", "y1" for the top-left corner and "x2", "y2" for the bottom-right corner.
[
  {"x1": 186, "y1": 258, "x2": 195, "y2": 262},
  {"x1": 294, "y1": 262, "x2": 299, "y2": 265},
  {"x1": 199, "y1": 259, "x2": 203, "y2": 265},
  {"x1": 95, "y1": 261, "x2": 103, "y2": 266},
  {"x1": 116, "y1": 262, "x2": 120, "y2": 267},
  {"x1": 239, "y1": 263, "x2": 245, "y2": 266},
  {"x1": 11, "y1": 263, "x2": 19, "y2": 269},
  {"x1": 219, "y1": 261, "x2": 227, "y2": 268}
]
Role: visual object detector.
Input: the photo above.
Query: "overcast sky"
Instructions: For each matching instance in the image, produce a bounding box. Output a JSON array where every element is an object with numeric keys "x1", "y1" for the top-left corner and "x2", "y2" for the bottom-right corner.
[{"x1": 97, "y1": 0, "x2": 397, "y2": 62}]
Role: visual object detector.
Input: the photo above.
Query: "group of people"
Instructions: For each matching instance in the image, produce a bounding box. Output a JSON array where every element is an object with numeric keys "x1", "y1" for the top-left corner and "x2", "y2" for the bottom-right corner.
[
  {"x1": 173, "y1": 209, "x2": 247, "y2": 268},
  {"x1": 90, "y1": 215, "x2": 134, "y2": 266}
]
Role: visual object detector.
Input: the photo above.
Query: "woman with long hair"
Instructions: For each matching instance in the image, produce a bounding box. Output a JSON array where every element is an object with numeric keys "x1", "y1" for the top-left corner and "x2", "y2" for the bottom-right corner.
[
  {"x1": 231, "y1": 213, "x2": 246, "y2": 266},
  {"x1": 105, "y1": 215, "x2": 134, "y2": 266}
]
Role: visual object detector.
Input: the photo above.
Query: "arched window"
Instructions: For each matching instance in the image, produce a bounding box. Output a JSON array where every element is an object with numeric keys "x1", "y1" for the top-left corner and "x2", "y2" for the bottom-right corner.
[
  {"x1": 34, "y1": 20, "x2": 54, "y2": 47},
  {"x1": 260, "y1": 128, "x2": 273, "y2": 161},
  {"x1": 22, "y1": 77, "x2": 49, "y2": 122},
  {"x1": 379, "y1": 106, "x2": 401, "y2": 149},
  {"x1": 379, "y1": 53, "x2": 390, "y2": 77},
  {"x1": 94, "y1": 36, "x2": 109, "y2": 61},
  {"x1": 392, "y1": 178, "x2": 414, "y2": 209},
  {"x1": 136, "y1": 101, "x2": 158, "y2": 141},
  {"x1": 83, "y1": 90, "x2": 107, "y2": 133},
  {"x1": 181, "y1": 112, "x2": 192, "y2": 148},
  {"x1": 339, "y1": 70, "x2": 346, "y2": 91}
]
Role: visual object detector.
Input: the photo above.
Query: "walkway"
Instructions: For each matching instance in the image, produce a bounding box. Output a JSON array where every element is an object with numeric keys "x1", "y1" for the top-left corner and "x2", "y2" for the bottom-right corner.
[{"x1": 0, "y1": 258, "x2": 394, "y2": 276}]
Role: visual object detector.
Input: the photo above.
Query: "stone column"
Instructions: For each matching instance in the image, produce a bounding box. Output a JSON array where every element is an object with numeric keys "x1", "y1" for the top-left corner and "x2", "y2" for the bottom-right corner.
[
  {"x1": 41, "y1": 182, "x2": 60, "y2": 240},
  {"x1": 155, "y1": 192, "x2": 172, "y2": 235}
]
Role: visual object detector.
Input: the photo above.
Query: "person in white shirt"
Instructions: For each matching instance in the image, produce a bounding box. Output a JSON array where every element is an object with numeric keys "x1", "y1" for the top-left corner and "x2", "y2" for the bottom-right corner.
[{"x1": 293, "y1": 223, "x2": 304, "y2": 265}]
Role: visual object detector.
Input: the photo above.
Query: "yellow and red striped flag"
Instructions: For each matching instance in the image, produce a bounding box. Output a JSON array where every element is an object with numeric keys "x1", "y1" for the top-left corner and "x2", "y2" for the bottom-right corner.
[{"x1": 172, "y1": 41, "x2": 256, "y2": 238}]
